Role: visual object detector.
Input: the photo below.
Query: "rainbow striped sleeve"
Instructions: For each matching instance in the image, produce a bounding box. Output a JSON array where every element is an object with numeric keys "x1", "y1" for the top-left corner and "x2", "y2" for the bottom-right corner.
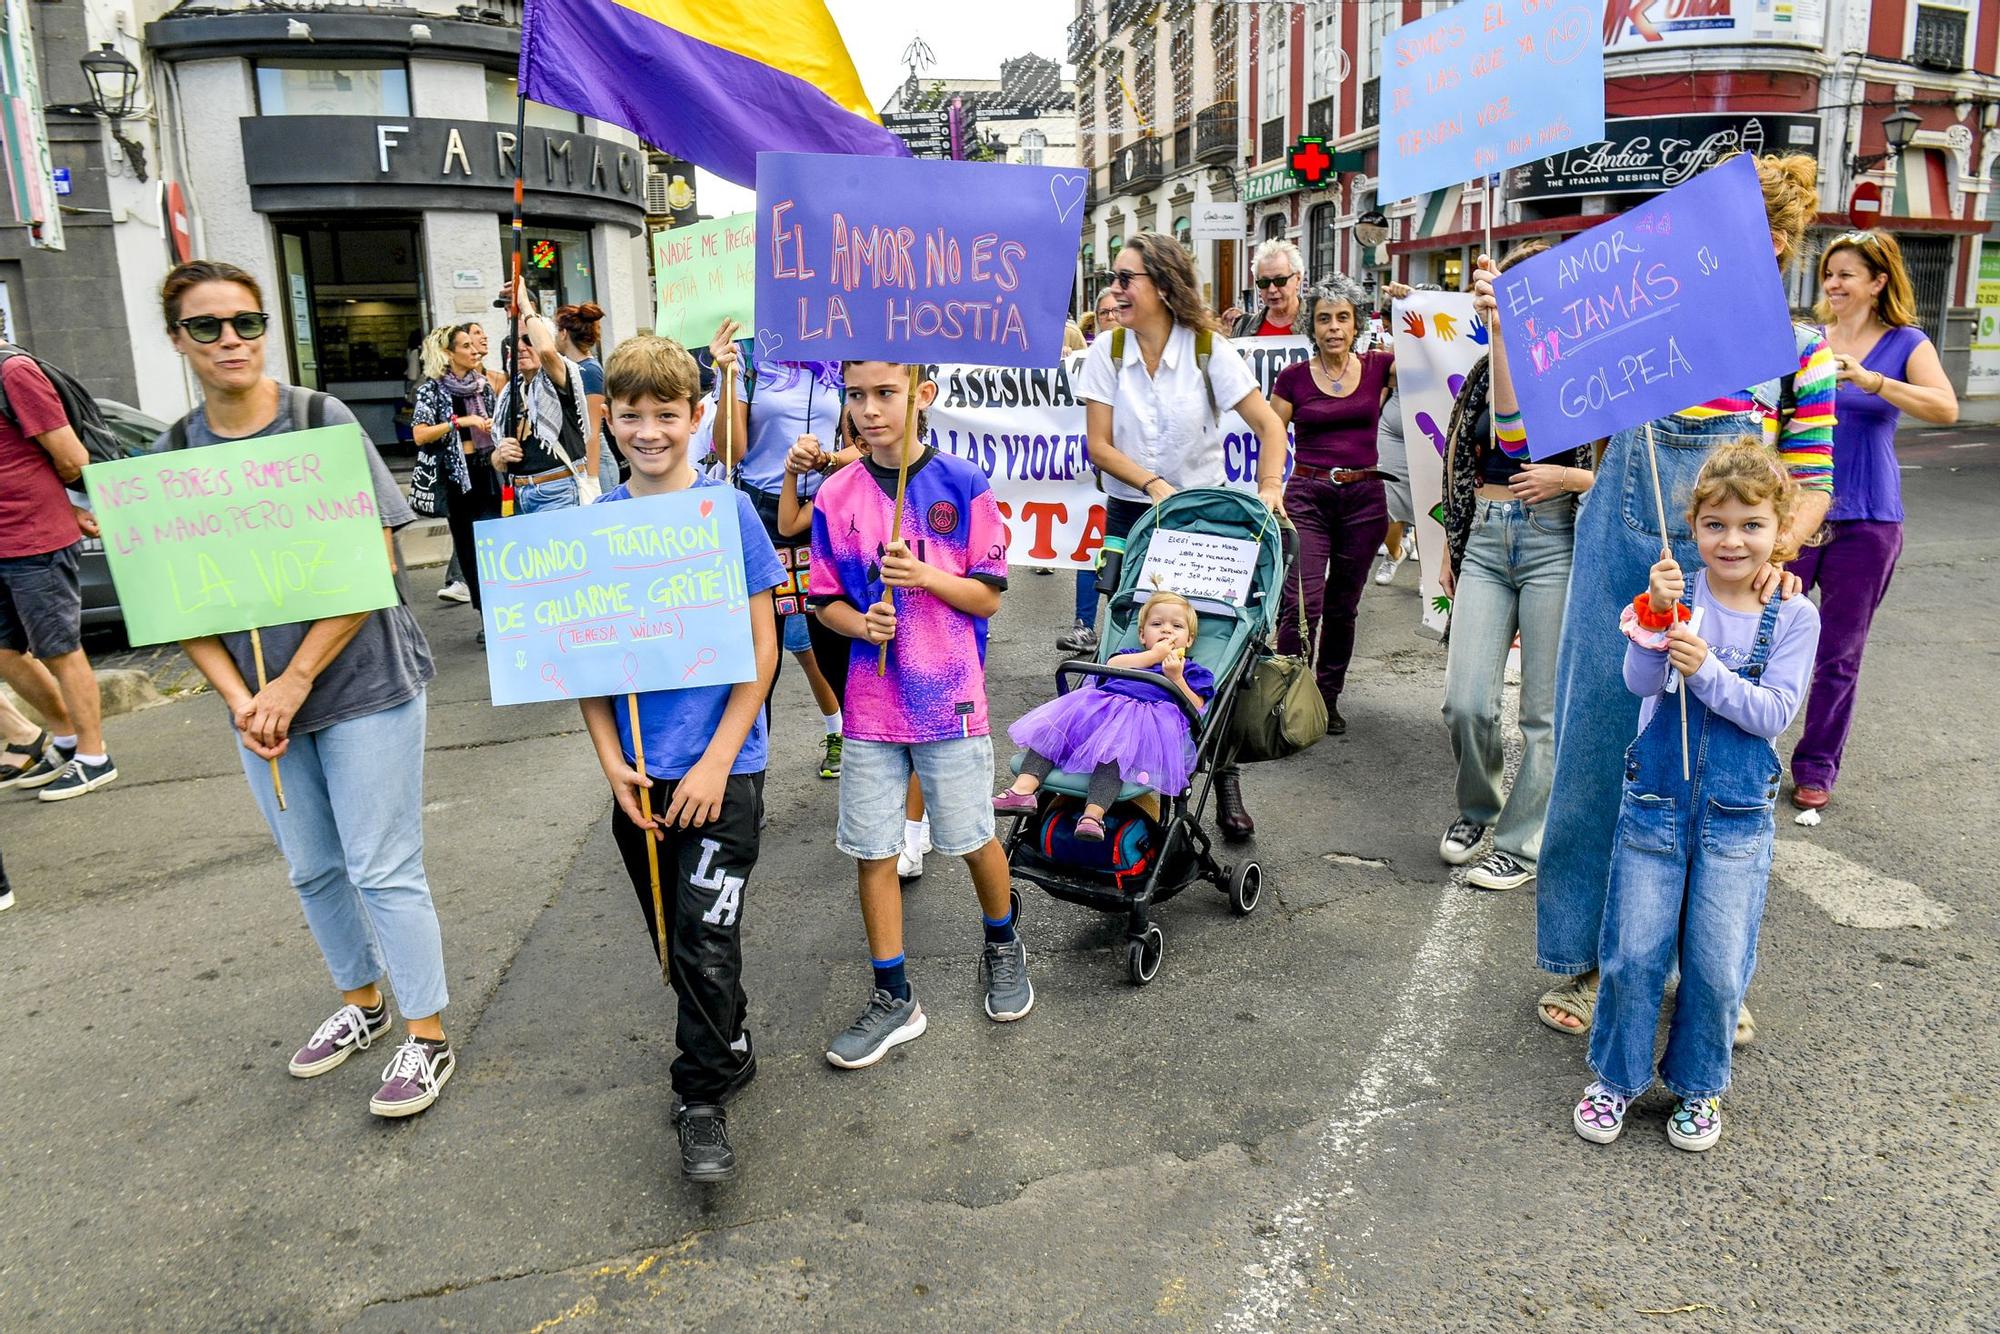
[
  {"x1": 1493, "y1": 407, "x2": 1530, "y2": 459},
  {"x1": 1779, "y1": 337, "x2": 1836, "y2": 493}
]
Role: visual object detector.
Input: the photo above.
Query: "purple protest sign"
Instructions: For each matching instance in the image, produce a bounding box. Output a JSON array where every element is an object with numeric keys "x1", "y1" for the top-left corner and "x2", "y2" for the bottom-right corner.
[
  {"x1": 754, "y1": 151, "x2": 1087, "y2": 370},
  {"x1": 1495, "y1": 153, "x2": 1798, "y2": 459}
]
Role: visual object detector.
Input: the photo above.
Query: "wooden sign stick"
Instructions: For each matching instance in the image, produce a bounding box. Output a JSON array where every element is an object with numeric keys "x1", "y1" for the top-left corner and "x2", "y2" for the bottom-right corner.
[
  {"x1": 627, "y1": 692, "x2": 669, "y2": 982},
  {"x1": 248, "y1": 627, "x2": 286, "y2": 812},
  {"x1": 720, "y1": 363, "x2": 737, "y2": 475},
  {"x1": 1641, "y1": 422, "x2": 1690, "y2": 782},
  {"x1": 877, "y1": 364, "x2": 921, "y2": 676}
]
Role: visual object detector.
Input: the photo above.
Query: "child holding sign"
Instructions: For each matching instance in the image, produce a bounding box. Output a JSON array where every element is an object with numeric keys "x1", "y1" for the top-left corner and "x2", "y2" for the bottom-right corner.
[
  {"x1": 1573, "y1": 441, "x2": 1819, "y2": 1152},
  {"x1": 578, "y1": 334, "x2": 782, "y2": 1184},
  {"x1": 810, "y1": 362, "x2": 1031, "y2": 1068}
]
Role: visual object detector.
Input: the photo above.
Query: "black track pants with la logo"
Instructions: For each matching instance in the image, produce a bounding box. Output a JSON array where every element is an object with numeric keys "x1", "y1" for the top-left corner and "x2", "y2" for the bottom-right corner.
[{"x1": 609, "y1": 771, "x2": 763, "y2": 1103}]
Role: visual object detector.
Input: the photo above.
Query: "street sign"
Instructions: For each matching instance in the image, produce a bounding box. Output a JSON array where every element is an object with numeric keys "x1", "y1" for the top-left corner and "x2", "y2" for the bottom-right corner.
[
  {"x1": 1849, "y1": 181, "x2": 1883, "y2": 230},
  {"x1": 50, "y1": 167, "x2": 71, "y2": 196},
  {"x1": 1284, "y1": 137, "x2": 1363, "y2": 191},
  {"x1": 1191, "y1": 202, "x2": 1245, "y2": 241}
]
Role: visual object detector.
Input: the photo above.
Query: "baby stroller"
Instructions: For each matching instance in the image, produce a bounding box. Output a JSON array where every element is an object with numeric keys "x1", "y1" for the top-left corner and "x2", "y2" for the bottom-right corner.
[{"x1": 1000, "y1": 487, "x2": 1290, "y2": 984}]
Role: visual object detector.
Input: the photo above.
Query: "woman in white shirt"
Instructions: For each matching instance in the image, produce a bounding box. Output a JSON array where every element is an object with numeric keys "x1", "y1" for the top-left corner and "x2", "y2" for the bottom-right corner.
[{"x1": 1080, "y1": 233, "x2": 1290, "y2": 841}]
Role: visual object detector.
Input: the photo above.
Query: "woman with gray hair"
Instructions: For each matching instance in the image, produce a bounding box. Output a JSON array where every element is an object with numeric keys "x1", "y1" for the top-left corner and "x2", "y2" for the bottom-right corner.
[
  {"x1": 1267, "y1": 274, "x2": 1405, "y2": 733},
  {"x1": 1228, "y1": 237, "x2": 1308, "y2": 337}
]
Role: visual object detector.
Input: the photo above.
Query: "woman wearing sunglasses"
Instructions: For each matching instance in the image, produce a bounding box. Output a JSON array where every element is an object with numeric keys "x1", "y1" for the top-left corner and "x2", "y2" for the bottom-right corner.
[
  {"x1": 155, "y1": 259, "x2": 457, "y2": 1120},
  {"x1": 411, "y1": 322, "x2": 500, "y2": 620},
  {"x1": 1788, "y1": 230, "x2": 1957, "y2": 813},
  {"x1": 1081, "y1": 233, "x2": 1290, "y2": 841}
]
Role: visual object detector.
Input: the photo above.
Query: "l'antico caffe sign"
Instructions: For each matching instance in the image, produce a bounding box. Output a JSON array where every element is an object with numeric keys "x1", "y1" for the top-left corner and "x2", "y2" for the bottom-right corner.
[{"x1": 1507, "y1": 113, "x2": 1819, "y2": 202}]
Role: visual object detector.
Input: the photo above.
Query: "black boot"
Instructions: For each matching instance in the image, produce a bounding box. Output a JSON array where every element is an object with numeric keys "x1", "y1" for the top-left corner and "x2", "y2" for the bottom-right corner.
[
  {"x1": 675, "y1": 1102, "x2": 736, "y2": 1183},
  {"x1": 1215, "y1": 765, "x2": 1255, "y2": 843}
]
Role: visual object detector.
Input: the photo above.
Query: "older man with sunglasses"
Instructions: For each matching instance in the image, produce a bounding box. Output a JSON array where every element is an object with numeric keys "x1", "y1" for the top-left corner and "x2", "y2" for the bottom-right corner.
[{"x1": 1225, "y1": 239, "x2": 1310, "y2": 339}]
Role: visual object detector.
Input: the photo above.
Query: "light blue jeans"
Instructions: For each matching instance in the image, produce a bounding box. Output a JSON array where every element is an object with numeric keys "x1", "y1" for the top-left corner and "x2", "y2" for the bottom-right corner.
[
  {"x1": 514, "y1": 475, "x2": 580, "y2": 514},
  {"x1": 1442, "y1": 495, "x2": 1574, "y2": 868},
  {"x1": 837, "y1": 735, "x2": 996, "y2": 860},
  {"x1": 238, "y1": 693, "x2": 449, "y2": 1018}
]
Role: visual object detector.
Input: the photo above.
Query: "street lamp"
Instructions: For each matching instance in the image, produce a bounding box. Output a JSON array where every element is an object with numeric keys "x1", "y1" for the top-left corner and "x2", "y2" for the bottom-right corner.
[
  {"x1": 1850, "y1": 104, "x2": 1923, "y2": 177},
  {"x1": 79, "y1": 43, "x2": 140, "y2": 120}
]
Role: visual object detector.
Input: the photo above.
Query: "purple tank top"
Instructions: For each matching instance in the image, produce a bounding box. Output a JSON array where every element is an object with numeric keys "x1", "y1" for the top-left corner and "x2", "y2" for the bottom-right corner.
[{"x1": 1828, "y1": 325, "x2": 1925, "y2": 523}]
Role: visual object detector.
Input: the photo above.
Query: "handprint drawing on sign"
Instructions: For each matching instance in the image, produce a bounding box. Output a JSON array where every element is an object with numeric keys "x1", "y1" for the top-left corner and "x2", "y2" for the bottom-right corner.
[
  {"x1": 1414, "y1": 410, "x2": 1449, "y2": 458},
  {"x1": 1403, "y1": 310, "x2": 1427, "y2": 339},
  {"x1": 1433, "y1": 312, "x2": 1460, "y2": 342},
  {"x1": 1469, "y1": 311, "x2": 1490, "y2": 346}
]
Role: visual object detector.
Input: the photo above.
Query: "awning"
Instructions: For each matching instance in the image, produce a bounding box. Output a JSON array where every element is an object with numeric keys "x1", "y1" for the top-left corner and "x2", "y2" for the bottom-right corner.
[
  {"x1": 1414, "y1": 184, "x2": 1464, "y2": 239},
  {"x1": 1893, "y1": 149, "x2": 1953, "y2": 220}
]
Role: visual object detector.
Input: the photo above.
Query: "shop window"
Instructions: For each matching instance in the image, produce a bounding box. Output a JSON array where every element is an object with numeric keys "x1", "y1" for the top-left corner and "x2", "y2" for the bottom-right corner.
[
  {"x1": 503, "y1": 223, "x2": 597, "y2": 314},
  {"x1": 1307, "y1": 202, "x2": 1337, "y2": 282},
  {"x1": 1262, "y1": 212, "x2": 1285, "y2": 242},
  {"x1": 486, "y1": 71, "x2": 585, "y2": 133},
  {"x1": 256, "y1": 61, "x2": 409, "y2": 116},
  {"x1": 1435, "y1": 252, "x2": 1464, "y2": 292}
]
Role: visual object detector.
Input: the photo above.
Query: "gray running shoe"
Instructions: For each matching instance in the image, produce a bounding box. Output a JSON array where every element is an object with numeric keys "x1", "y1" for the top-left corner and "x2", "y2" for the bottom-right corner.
[
  {"x1": 981, "y1": 937, "x2": 1035, "y2": 1022},
  {"x1": 1056, "y1": 620, "x2": 1099, "y2": 654},
  {"x1": 826, "y1": 988, "x2": 926, "y2": 1069}
]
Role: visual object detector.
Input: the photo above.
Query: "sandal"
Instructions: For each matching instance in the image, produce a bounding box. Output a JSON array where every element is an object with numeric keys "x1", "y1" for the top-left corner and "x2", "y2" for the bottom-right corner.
[
  {"x1": 0, "y1": 728, "x2": 51, "y2": 786},
  {"x1": 1074, "y1": 814, "x2": 1106, "y2": 842},
  {"x1": 1538, "y1": 972, "x2": 1599, "y2": 1035}
]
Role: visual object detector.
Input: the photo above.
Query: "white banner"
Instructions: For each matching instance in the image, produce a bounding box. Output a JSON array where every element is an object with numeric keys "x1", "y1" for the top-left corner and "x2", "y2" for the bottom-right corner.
[
  {"x1": 925, "y1": 337, "x2": 1311, "y2": 569},
  {"x1": 1393, "y1": 293, "x2": 1484, "y2": 636}
]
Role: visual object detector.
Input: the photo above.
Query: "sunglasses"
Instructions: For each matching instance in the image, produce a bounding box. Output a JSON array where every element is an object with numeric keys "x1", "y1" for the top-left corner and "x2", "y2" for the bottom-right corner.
[
  {"x1": 175, "y1": 312, "x2": 269, "y2": 344},
  {"x1": 1108, "y1": 268, "x2": 1149, "y2": 289},
  {"x1": 1255, "y1": 274, "x2": 1297, "y2": 289}
]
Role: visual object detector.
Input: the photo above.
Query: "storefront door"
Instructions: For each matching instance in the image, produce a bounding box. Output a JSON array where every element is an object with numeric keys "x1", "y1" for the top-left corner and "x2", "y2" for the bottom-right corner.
[{"x1": 274, "y1": 219, "x2": 428, "y2": 450}]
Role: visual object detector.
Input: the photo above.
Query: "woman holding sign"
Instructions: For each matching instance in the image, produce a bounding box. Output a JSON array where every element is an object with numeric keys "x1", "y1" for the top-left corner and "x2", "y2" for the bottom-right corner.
[
  {"x1": 1510, "y1": 154, "x2": 1837, "y2": 1040},
  {"x1": 1081, "y1": 233, "x2": 1289, "y2": 841},
  {"x1": 156, "y1": 259, "x2": 457, "y2": 1120},
  {"x1": 1788, "y1": 231, "x2": 1957, "y2": 812}
]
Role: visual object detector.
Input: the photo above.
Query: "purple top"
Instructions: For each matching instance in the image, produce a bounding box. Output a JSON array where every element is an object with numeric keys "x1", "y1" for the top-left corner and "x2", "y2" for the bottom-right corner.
[
  {"x1": 1829, "y1": 324, "x2": 1926, "y2": 523},
  {"x1": 1624, "y1": 573, "x2": 1822, "y2": 740},
  {"x1": 1273, "y1": 351, "x2": 1394, "y2": 470}
]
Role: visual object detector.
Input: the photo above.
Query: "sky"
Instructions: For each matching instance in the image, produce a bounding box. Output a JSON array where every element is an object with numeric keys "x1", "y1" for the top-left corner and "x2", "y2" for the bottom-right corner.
[{"x1": 692, "y1": 0, "x2": 1077, "y2": 217}]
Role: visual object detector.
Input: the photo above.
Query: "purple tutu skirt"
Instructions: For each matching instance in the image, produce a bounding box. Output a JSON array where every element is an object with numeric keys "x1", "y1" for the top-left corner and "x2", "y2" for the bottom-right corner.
[{"x1": 1008, "y1": 686, "x2": 1198, "y2": 796}]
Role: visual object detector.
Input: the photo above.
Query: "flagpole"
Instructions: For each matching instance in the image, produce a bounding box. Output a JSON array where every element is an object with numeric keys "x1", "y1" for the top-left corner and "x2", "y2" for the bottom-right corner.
[{"x1": 507, "y1": 91, "x2": 527, "y2": 444}]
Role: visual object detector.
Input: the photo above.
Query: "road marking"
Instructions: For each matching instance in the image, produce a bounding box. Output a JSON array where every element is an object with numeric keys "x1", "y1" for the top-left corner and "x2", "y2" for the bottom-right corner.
[
  {"x1": 1947, "y1": 441, "x2": 1992, "y2": 450},
  {"x1": 1771, "y1": 838, "x2": 1957, "y2": 929},
  {"x1": 1220, "y1": 876, "x2": 1485, "y2": 1329}
]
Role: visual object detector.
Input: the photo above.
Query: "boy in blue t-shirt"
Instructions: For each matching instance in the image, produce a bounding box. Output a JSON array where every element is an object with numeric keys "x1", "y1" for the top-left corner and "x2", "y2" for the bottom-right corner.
[{"x1": 578, "y1": 334, "x2": 781, "y2": 1183}]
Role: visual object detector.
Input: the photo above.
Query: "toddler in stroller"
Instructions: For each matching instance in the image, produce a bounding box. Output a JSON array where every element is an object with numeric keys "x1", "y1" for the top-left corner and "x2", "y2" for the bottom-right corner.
[{"x1": 994, "y1": 591, "x2": 1214, "y2": 837}]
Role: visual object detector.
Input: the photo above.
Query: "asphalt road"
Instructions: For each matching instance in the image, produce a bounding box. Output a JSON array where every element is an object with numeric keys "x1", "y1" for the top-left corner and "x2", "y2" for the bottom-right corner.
[{"x1": 3, "y1": 428, "x2": 1994, "y2": 1331}]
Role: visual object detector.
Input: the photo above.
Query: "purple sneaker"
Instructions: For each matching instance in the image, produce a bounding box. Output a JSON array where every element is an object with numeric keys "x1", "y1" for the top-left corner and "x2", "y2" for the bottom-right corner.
[
  {"x1": 369, "y1": 1037, "x2": 455, "y2": 1118},
  {"x1": 289, "y1": 1002, "x2": 390, "y2": 1078}
]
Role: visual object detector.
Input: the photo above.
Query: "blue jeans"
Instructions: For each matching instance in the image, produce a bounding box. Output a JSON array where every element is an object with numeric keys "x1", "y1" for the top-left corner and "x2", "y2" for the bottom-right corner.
[
  {"x1": 1073, "y1": 570, "x2": 1097, "y2": 626},
  {"x1": 1442, "y1": 495, "x2": 1574, "y2": 867},
  {"x1": 1536, "y1": 406, "x2": 1764, "y2": 974},
  {"x1": 237, "y1": 693, "x2": 449, "y2": 1019},
  {"x1": 514, "y1": 475, "x2": 579, "y2": 514},
  {"x1": 1589, "y1": 596, "x2": 1783, "y2": 1100},
  {"x1": 837, "y1": 735, "x2": 996, "y2": 860}
]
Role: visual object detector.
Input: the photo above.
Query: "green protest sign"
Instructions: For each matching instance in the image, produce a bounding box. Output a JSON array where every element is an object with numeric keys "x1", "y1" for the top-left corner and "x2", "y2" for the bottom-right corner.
[
  {"x1": 81, "y1": 425, "x2": 399, "y2": 646},
  {"x1": 653, "y1": 211, "x2": 756, "y2": 343}
]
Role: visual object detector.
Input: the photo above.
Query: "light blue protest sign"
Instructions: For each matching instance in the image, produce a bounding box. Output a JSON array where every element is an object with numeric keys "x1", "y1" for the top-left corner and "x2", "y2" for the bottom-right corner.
[
  {"x1": 754, "y1": 150, "x2": 1088, "y2": 370},
  {"x1": 1493, "y1": 153, "x2": 1799, "y2": 458},
  {"x1": 1377, "y1": 0, "x2": 1605, "y2": 205},
  {"x1": 475, "y1": 491, "x2": 757, "y2": 706}
]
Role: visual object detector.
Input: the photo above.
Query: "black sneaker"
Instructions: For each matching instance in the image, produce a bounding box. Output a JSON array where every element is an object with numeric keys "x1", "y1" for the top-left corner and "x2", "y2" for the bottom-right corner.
[
  {"x1": 1439, "y1": 818, "x2": 1486, "y2": 866},
  {"x1": 1055, "y1": 620, "x2": 1099, "y2": 654},
  {"x1": 1466, "y1": 849, "x2": 1534, "y2": 891},
  {"x1": 35, "y1": 754, "x2": 117, "y2": 802},
  {"x1": 11, "y1": 743, "x2": 75, "y2": 791},
  {"x1": 674, "y1": 1102, "x2": 736, "y2": 1182}
]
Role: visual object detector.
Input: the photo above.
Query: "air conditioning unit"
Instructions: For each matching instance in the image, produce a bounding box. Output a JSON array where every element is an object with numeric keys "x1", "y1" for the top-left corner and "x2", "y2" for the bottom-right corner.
[{"x1": 645, "y1": 171, "x2": 670, "y2": 216}]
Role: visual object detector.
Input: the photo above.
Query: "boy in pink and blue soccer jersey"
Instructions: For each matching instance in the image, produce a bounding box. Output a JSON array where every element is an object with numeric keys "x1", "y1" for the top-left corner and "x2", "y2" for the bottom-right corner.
[{"x1": 810, "y1": 362, "x2": 1033, "y2": 1069}]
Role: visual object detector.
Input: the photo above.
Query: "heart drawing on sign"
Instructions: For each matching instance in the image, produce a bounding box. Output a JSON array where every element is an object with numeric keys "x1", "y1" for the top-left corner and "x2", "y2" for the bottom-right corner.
[
  {"x1": 755, "y1": 328, "x2": 785, "y2": 361},
  {"x1": 699, "y1": 499, "x2": 714, "y2": 518},
  {"x1": 1049, "y1": 172, "x2": 1087, "y2": 224}
]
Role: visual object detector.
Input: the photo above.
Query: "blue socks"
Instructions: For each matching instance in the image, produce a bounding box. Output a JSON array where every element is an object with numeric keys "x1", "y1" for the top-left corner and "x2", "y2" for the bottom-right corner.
[
  {"x1": 872, "y1": 953, "x2": 910, "y2": 1001},
  {"x1": 982, "y1": 909, "x2": 1017, "y2": 946}
]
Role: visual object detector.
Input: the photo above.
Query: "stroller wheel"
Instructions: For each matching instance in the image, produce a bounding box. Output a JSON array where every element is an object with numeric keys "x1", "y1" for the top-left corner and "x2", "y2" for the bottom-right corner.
[
  {"x1": 1126, "y1": 924, "x2": 1164, "y2": 985},
  {"x1": 1228, "y1": 861, "x2": 1263, "y2": 916}
]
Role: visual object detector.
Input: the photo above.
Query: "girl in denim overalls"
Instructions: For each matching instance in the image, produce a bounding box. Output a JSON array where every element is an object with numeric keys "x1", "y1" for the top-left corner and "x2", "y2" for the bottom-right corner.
[{"x1": 1572, "y1": 442, "x2": 1821, "y2": 1152}]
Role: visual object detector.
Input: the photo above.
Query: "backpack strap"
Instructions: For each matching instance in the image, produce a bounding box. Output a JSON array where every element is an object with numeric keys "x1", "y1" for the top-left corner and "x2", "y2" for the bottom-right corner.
[
  {"x1": 0, "y1": 347, "x2": 19, "y2": 430},
  {"x1": 292, "y1": 384, "x2": 330, "y2": 430},
  {"x1": 1109, "y1": 326, "x2": 1125, "y2": 383},
  {"x1": 1194, "y1": 326, "x2": 1219, "y2": 423}
]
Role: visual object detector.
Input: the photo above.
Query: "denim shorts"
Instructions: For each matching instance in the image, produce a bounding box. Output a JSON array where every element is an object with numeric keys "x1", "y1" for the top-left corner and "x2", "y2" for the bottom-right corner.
[
  {"x1": 837, "y1": 735, "x2": 996, "y2": 860},
  {"x1": 0, "y1": 543, "x2": 83, "y2": 657},
  {"x1": 782, "y1": 609, "x2": 811, "y2": 654}
]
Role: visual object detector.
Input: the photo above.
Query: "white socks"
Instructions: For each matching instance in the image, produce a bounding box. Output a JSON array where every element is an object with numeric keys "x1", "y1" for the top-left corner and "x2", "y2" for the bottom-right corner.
[{"x1": 824, "y1": 710, "x2": 842, "y2": 736}]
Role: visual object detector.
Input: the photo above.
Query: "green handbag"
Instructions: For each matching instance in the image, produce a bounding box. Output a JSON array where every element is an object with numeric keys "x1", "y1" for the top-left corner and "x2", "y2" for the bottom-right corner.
[{"x1": 1227, "y1": 542, "x2": 1328, "y2": 764}]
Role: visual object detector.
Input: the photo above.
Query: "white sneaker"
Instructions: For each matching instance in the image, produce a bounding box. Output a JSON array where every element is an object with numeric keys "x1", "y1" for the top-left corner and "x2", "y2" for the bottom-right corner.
[
  {"x1": 897, "y1": 818, "x2": 931, "y2": 879},
  {"x1": 1373, "y1": 552, "x2": 1404, "y2": 585},
  {"x1": 0, "y1": 888, "x2": 14, "y2": 912},
  {"x1": 437, "y1": 580, "x2": 471, "y2": 604}
]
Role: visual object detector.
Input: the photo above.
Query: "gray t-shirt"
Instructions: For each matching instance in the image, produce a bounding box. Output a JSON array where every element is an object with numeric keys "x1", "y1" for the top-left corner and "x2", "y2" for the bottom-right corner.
[{"x1": 155, "y1": 382, "x2": 435, "y2": 734}]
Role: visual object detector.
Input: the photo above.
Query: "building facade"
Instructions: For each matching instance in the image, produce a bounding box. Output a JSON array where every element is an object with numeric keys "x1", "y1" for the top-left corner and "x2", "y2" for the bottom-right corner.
[
  {"x1": 1224, "y1": 0, "x2": 1999, "y2": 388},
  {"x1": 881, "y1": 54, "x2": 1077, "y2": 172},
  {"x1": 4, "y1": 0, "x2": 670, "y2": 437}
]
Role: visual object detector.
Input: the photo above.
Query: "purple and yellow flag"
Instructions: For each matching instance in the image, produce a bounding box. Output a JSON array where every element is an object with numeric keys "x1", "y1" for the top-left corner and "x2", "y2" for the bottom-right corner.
[{"x1": 520, "y1": 0, "x2": 908, "y2": 187}]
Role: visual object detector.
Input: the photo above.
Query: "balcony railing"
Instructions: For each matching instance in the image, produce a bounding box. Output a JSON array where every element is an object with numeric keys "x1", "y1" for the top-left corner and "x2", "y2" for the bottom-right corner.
[
  {"x1": 1196, "y1": 100, "x2": 1236, "y2": 162},
  {"x1": 1108, "y1": 0, "x2": 1148, "y2": 33},
  {"x1": 1109, "y1": 136, "x2": 1165, "y2": 194},
  {"x1": 1068, "y1": 10, "x2": 1097, "y2": 64}
]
